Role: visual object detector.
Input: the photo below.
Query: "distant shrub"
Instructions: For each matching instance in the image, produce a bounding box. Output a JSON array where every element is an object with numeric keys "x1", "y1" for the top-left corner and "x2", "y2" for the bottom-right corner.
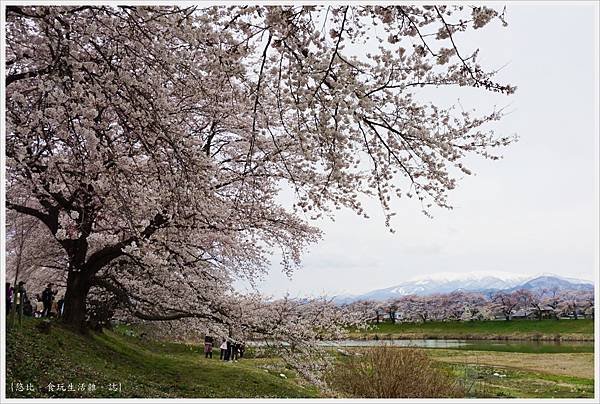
[{"x1": 327, "y1": 346, "x2": 464, "y2": 398}]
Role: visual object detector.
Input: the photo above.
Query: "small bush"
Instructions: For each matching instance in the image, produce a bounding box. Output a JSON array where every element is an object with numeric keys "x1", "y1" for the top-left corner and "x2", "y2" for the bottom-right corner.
[{"x1": 327, "y1": 346, "x2": 464, "y2": 398}]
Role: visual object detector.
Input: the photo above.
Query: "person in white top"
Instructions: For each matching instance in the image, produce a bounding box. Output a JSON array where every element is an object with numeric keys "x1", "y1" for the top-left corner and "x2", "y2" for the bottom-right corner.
[
  {"x1": 219, "y1": 340, "x2": 227, "y2": 360},
  {"x1": 35, "y1": 296, "x2": 44, "y2": 318}
]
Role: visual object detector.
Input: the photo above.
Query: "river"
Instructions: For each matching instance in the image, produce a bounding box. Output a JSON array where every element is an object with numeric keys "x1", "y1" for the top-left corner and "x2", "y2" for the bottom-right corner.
[
  {"x1": 249, "y1": 339, "x2": 594, "y2": 353},
  {"x1": 321, "y1": 339, "x2": 594, "y2": 353}
]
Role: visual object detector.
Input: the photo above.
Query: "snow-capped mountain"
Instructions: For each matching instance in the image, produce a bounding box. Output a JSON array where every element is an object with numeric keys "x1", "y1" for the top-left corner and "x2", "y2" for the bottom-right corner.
[
  {"x1": 504, "y1": 275, "x2": 594, "y2": 293},
  {"x1": 332, "y1": 271, "x2": 593, "y2": 303}
]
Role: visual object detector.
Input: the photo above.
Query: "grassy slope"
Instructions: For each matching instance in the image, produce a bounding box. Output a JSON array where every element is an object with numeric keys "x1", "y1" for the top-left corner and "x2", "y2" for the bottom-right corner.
[
  {"x1": 6, "y1": 318, "x2": 318, "y2": 398},
  {"x1": 351, "y1": 319, "x2": 594, "y2": 340}
]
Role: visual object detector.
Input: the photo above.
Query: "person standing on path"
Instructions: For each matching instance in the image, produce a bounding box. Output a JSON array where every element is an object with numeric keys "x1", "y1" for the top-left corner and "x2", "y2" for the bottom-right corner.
[
  {"x1": 6, "y1": 283, "x2": 13, "y2": 316},
  {"x1": 41, "y1": 283, "x2": 56, "y2": 317},
  {"x1": 225, "y1": 338, "x2": 233, "y2": 361},
  {"x1": 219, "y1": 340, "x2": 227, "y2": 360},
  {"x1": 204, "y1": 335, "x2": 213, "y2": 359},
  {"x1": 35, "y1": 294, "x2": 44, "y2": 318},
  {"x1": 231, "y1": 342, "x2": 239, "y2": 361},
  {"x1": 57, "y1": 296, "x2": 65, "y2": 317}
]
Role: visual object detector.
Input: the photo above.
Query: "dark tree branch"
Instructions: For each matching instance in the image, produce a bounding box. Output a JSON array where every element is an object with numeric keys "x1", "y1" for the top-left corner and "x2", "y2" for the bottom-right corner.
[
  {"x1": 313, "y1": 6, "x2": 348, "y2": 97},
  {"x1": 6, "y1": 201, "x2": 58, "y2": 233},
  {"x1": 84, "y1": 212, "x2": 169, "y2": 274},
  {"x1": 6, "y1": 65, "x2": 54, "y2": 87}
]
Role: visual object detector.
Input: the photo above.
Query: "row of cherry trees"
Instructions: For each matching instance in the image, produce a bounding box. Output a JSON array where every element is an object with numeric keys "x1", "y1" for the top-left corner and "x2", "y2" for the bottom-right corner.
[{"x1": 348, "y1": 288, "x2": 594, "y2": 324}]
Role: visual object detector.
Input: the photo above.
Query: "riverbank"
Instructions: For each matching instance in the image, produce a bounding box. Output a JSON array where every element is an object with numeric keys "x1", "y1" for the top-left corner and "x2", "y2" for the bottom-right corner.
[
  {"x1": 5, "y1": 318, "x2": 318, "y2": 398},
  {"x1": 347, "y1": 319, "x2": 594, "y2": 341}
]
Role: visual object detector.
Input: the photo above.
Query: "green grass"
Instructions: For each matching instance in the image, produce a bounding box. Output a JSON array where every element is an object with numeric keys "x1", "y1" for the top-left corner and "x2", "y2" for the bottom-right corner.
[
  {"x1": 7, "y1": 318, "x2": 594, "y2": 399},
  {"x1": 5, "y1": 318, "x2": 319, "y2": 398},
  {"x1": 353, "y1": 319, "x2": 594, "y2": 340},
  {"x1": 457, "y1": 341, "x2": 593, "y2": 353},
  {"x1": 444, "y1": 362, "x2": 594, "y2": 398}
]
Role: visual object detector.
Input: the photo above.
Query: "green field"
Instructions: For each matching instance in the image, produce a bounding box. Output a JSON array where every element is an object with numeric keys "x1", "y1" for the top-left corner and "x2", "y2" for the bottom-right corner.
[
  {"x1": 5, "y1": 318, "x2": 317, "y2": 398},
  {"x1": 429, "y1": 349, "x2": 594, "y2": 398},
  {"x1": 352, "y1": 319, "x2": 594, "y2": 340},
  {"x1": 457, "y1": 341, "x2": 593, "y2": 353},
  {"x1": 442, "y1": 361, "x2": 594, "y2": 398}
]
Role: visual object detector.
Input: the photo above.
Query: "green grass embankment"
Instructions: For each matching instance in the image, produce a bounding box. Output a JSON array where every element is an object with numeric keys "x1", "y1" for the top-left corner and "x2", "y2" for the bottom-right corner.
[
  {"x1": 350, "y1": 319, "x2": 594, "y2": 341},
  {"x1": 6, "y1": 318, "x2": 318, "y2": 398}
]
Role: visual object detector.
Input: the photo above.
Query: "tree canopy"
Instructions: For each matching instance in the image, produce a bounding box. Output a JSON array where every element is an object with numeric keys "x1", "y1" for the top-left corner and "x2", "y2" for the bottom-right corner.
[{"x1": 5, "y1": 5, "x2": 515, "y2": 333}]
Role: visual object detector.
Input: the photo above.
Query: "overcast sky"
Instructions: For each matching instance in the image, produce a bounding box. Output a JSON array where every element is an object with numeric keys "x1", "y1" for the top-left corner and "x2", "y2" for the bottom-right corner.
[{"x1": 241, "y1": 4, "x2": 598, "y2": 298}]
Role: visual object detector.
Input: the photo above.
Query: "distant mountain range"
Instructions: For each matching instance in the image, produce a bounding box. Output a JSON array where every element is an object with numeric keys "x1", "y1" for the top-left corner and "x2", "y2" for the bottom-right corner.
[{"x1": 332, "y1": 272, "x2": 594, "y2": 304}]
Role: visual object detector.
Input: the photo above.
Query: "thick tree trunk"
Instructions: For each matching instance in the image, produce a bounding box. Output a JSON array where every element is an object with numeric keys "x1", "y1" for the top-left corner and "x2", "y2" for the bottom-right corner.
[{"x1": 62, "y1": 271, "x2": 91, "y2": 327}]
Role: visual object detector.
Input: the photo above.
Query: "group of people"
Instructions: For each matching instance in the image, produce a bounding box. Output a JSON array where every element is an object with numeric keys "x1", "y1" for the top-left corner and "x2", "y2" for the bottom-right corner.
[
  {"x1": 5, "y1": 282, "x2": 64, "y2": 319},
  {"x1": 203, "y1": 335, "x2": 245, "y2": 361}
]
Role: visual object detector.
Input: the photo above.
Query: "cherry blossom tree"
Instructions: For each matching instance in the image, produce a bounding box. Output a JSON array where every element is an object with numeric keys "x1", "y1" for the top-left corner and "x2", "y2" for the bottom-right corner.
[
  {"x1": 542, "y1": 287, "x2": 562, "y2": 320},
  {"x1": 346, "y1": 299, "x2": 379, "y2": 323},
  {"x1": 581, "y1": 291, "x2": 594, "y2": 319},
  {"x1": 139, "y1": 295, "x2": 367, "y2": 386},
  {"x1": 523, "y1": 289, "x2": 549, "y2": 321},
  {"x1": 403, "y1": 295, "x2": 433, "y2": 322},
  {"x1": 5, "y1": 207, "x2": 66, "y2": 303},
  {"x1": 457, "y1": 292, "x2": 489, "y2": 321},
  {"x1": 6, "y1": 209, "x2": 60, "y2": 326},
  {"x1": 491, "y1": 291, "x2": 520, "y2": 321},
  {"x1": 374, "y1": 302, "x2": 386, "y2": 324},
  {"x1": 438, "y1": 292, "x2": 467, "y2": 321},
  {"x1": 384, "y1": 299, "x2": 400, "y2": 323},
  {"x1": 558, "y1": 290, "x2": 592, "y2": 320},
  {"x1": 242, "y1": 296, "x2": 368, "y2": 385},
  {"x1": 6, "y1": 5, "x2": 514, "y2": 331}
]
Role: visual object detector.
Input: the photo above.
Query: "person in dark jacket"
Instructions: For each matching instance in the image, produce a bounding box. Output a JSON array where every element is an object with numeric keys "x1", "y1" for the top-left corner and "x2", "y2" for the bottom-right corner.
[
  {"x1": 6, "y1": 283, "x2": 13, "y2": 316},
  {"x1": 23, "y1": 298, "x2": 33, "y2": 317},
  {"x1": 203, "y1": 335, "x2": 213, "y2": 359},
  {"x1": 225, "y1": 339, "x2": 232, "y2": 361},
  {"x1": 41, "y1": 283, "x2": 56, "y2": 317},
  {"x1": 57, "y1": 297, "x2": 65, "y2": 317},
  {"x1": 231, "y1": 342, "x2": 239, "y2": 361}
]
